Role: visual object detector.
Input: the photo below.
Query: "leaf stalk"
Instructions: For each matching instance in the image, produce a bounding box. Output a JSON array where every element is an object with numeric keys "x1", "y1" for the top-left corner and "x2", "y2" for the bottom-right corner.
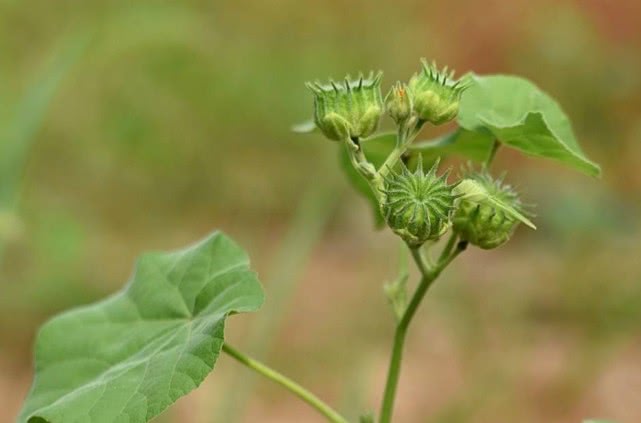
[{"x1": 222, "y1": 343, "x2": 350, "y2": 423}]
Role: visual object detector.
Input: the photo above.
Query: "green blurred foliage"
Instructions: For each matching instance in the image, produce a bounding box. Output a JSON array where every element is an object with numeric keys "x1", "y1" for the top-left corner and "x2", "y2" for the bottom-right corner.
[{"x1": 1, "y1": 0, "x2": 640, "y2": 422}]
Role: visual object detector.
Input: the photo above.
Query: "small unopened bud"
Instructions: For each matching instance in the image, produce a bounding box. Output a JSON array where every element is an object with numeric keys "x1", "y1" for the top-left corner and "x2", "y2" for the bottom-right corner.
[
  {"x1": 408, "y1": 59, "x2": 468, "y2": 125},
  {"x1": 385, "y1": 82, "x2": 412, "y2": 124},
  {"x1": 381, "y1": 158, "x2": 457, "y2": 247},
  {"x1": 452, "y1": 171, "x2": 530, "y2": 249},
  {"x1": 306, "y1": 72, "x2": 384, "y2": 141}
]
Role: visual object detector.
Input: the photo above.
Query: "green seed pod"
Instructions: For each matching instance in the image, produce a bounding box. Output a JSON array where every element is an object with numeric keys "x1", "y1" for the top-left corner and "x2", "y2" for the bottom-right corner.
[
  {"x1": 381, "y1": 158, "x2": 457, "y2": 247},
  {"x1": 385, "y1": 82, "x2": 413, "y2": 124},
  {"x1": 306, "y1": 72, "x2": 384, "y2": 141},
  {"x1": 407, "y1": 59, "x2": 468, "y2": 125},
  {"x1": 452, "y1": 171, "x2": 528, "y2": 249}
]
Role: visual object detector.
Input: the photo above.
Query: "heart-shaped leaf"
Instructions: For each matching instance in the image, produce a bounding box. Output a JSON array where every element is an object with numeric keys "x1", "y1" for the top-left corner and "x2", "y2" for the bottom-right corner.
[
  {"x1": 19, "y1": 231, "x2": 264, "y2": 423},
  {"x1": 457, "y1": 74, "x2": 601, "y2": 176}
]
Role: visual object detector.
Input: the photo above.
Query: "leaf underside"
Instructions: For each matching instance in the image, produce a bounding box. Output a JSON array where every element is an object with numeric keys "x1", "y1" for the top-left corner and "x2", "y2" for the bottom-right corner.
[
  {"x1": 409, "y1": 128, "x2": 494, "y2": 163},
  {"x1": 19, "y1": 231, "x2": 264, "y2": 423}
]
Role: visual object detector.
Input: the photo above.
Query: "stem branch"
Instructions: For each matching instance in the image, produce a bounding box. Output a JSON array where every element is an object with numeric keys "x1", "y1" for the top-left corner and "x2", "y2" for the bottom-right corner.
[
  {"x1": 485, "y1": 139, "x2": 501, "y2": 169},
  {"x1": 378, "y1": 119, "x2": 425, "y2": 180},
  {"x1": 438, "y1": 232, "x2": 458, "y2": 264},
  {"x1": 378, "y1": 240, "x2": 466, "y2": 423}
]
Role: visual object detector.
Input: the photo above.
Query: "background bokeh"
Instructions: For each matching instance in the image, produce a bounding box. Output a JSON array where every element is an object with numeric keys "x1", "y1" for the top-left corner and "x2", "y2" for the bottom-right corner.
[{"x1": 1, "y1": 0, "x2": 640, "y2": 422}]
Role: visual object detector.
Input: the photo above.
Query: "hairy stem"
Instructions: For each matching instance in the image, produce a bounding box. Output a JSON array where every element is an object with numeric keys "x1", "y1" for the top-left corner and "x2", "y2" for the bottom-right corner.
[
  {"x1": 438, "y1": 232, "x2": 458, "y2": 264},
  {"x1": 378, "y1": 240, "x2": 466, "y2": 423},
  {"x1": 222, "y1": 344, "x2": 350, "y2": 423},
  {"x1": 378, "y1": 127, "x2": 408, "y2": 179},
  {"x1": 378, "y1": 119, "x2": 425, "y2": 180},
  {"x1": 343, "y1": 137, "x2": 382, "y2": 201}
]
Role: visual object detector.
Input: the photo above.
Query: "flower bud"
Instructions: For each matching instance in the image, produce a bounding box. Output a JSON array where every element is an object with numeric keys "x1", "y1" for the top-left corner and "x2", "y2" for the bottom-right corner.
[
  {"x1": 381, "y1": 158, "x2": 457, "y2": 247},
  {"x1": 408, "y1": 59, "x2": 468, "y2": 125},
  {"x1": 306, "y1": 72, "x2": 384, "y2": 141},
  {"x1": 385, "y1": 82, "x2": 412, "y2": 124},
  {"x1": 452, "y1": 172, "x2": 528, "y2": 249}
]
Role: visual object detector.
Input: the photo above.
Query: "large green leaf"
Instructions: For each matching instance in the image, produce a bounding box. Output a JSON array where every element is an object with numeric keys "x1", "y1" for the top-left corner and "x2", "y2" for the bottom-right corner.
[
  {"x1": 457, "y1": 74, "x2": 601, "y2": 176},
  {"x1": 19, "y1": 231, "x2": 264, "y2": 423},
  {"x1": 339, "y1": 132, "x2": 396, "y2": 228}
]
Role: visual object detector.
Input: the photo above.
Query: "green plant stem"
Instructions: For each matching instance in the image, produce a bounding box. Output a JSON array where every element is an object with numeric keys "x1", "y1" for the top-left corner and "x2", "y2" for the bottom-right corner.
[
  {"x1": 378, "y1": 126, "x2": 408, "y2": 179},
  {"x1": 438, "y1": 232, "x2": 458, "y2": 264},
  {"x1": 343, "y1": 137, "x2": 381, "y2": 200},
  {"x1": 485, "y1": 139, "x2": 501, "y2": 168},
  {"x1": 378, "y1": 119, "x2": 425, "y2": 180},
  {"x1": 222, "y1": 343, "x2": 350, "y2": 423},
  {"x1": 378, "y1": 241, "x2": 466, "y2": 423}
]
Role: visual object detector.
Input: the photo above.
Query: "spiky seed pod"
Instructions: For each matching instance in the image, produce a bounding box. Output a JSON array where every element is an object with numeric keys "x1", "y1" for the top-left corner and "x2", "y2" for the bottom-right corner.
[
  {"x1": 407, "y1": 59, "x2": 468, "y2": 125},
  {"x1": 452, "y1": 171, "x2": 527, "y2": 249},
  {"x1": 385, "y1": 82, "x2": 413, "y2": 124},
  {"x1": 306, "y1": 72, "x2": 384, "y2": 141},
  {"x1": 381, "y1": 158, "x2": 457, "y2": 247}
]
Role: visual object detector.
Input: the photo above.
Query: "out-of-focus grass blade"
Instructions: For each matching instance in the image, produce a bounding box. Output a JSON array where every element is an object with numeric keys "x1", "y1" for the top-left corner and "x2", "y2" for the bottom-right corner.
[
  {"x1": 0, "y1": 32, "x2": 88, "y2": 208},
  {"x1": 0, "y1": 32, "x2": 88, "y2": 264},
  {"x1": 213, "y1": 182, "x2": 338, "y2": 423}
]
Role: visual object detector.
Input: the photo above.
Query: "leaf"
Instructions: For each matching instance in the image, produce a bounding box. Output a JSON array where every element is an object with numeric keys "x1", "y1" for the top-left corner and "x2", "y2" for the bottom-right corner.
[
  {"x1": 457, "y1": 74, "x2": 601, "y2": 176},
  {"x1": 291, "y1": 119, "x2": 317, "y2": 134},
  {"x1": 338, "y1": 132, "x2": 396, "y2": 228},
  {"x1": 409, "y1": 128, "x2": 494, "y2": 163},
  {"x1": 19, "y1": 231, "x2": 264, "y2": 423}
]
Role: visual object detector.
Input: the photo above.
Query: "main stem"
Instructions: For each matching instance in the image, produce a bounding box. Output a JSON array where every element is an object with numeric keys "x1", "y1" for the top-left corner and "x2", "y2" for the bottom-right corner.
[
  {"x1": 378, "y1": 242, "x2": 465, "y2": 423},
  {"x1": 378, "y1": 119, "x2": 425, "y2": 180},
  {"x1": 222, "y1": 343, "x2": 350, "y2": 423}
]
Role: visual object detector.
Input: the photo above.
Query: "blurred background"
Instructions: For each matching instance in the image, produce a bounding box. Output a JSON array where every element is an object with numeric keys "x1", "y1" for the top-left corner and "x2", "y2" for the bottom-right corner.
[{"x1": 1, "y1": 0, "x2": 640, "y2": 422}]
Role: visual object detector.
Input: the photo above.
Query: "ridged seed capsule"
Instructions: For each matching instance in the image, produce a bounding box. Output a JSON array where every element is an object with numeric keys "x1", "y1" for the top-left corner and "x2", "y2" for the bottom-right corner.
[
  {"x1": 452, "y1": 171, "x2": 530, "y2": 249},
  {"x1": 407, "y1": 60, "x2": 469, "y2": 125},
  {"x1": 381, "y1": 158, "x2": 457, "y2": 247},
  {"x1": 306, "y1": 72, "x2": 384, "y2": 141}
]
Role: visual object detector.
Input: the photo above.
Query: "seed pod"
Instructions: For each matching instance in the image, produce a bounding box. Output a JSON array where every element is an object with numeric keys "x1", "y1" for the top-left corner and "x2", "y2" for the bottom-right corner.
[
  {"x1": 385, "y1": 82, "x2": 413, "y2": 124},
  {"x1": 306, "y1": 72, "x2": 384, "y2": 141},
  {"x1": 407, "y1": 59, "x2": 468, "y2": 125},
  {"x1": 452, "y1": 171, "x2": 531, "y2": 249},
  {"x1": 381, "y1": 158, "x2": 457, "y2": 247}
]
